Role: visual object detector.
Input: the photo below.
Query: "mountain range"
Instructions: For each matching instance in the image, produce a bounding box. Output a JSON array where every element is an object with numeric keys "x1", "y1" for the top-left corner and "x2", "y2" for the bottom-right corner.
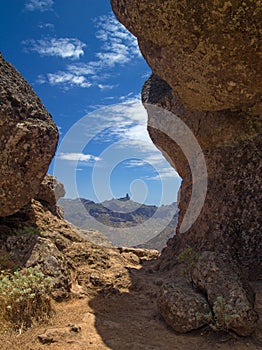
[{"x1": 59, "y1": 197, "x2": 178, "y2": 250}]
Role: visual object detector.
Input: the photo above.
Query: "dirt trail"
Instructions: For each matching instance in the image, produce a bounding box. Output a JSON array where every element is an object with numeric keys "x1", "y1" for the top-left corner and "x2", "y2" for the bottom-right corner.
[{"x1": 1, "y1": 258, "x2": 261, "y2": 350}]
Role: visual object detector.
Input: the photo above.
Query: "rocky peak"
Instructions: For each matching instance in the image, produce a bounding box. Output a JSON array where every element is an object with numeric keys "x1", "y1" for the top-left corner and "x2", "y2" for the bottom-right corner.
[{"x1": 119, "y1": 193, "x2": 130, "y2": 201}]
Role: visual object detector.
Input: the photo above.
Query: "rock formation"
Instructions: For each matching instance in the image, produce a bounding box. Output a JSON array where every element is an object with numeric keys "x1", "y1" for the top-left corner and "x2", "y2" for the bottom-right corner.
[
  {"x1": 0, "y1": 53, "x2": 58, "y2": 216},
  {"x1": 111, "y1": 0, "x2": 262, "y2": 336},
  {"x1": 60, "y1": 197, "x2": 178, "y2": 248},
  {"x1": 142, "y1": 74, "x2": 261, "y2": 278},
  {"x1": 36, "y1": 174, "x2": 66, "y2": 218},
  {"x1": 110, "y1": 0, "x2": 261, "y2": 113},
  {"x1": 0, "y1": 192, "x2": 159, "y2": 301}
]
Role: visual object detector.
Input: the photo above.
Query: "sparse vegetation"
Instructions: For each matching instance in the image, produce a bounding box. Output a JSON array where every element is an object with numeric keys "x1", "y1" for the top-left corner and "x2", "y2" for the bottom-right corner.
[
  {"x1": 177, "y1": 246, "x2": 200, "y2": 278},
  {"x1": 0, "y1": 265, "x2": 54, "y2": 330},
  {"x1": 212, "y1": 296, "x2": 239, "y2": 330}
]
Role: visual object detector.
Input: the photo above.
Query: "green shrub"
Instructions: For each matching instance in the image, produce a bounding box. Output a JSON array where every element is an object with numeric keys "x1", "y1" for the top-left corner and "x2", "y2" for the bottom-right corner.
[
  {"x1": 177, "y1": 246, "x2": 199, "y2": 263},
  {"x1": 0, "y1": 265, "x2": 54, "y2": 330},
  {"x1": 212, "y1": 296, "x2": 239, "y2": 330},
  {"x1": 177, "y1": 246, "x2": 200, "y2": 278}
]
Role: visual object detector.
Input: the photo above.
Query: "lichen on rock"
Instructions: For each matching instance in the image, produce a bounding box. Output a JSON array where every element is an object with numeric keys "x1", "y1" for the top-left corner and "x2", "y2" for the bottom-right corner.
[{"x1": 157, "y1": 281, "x2": 212, "y2": 333}]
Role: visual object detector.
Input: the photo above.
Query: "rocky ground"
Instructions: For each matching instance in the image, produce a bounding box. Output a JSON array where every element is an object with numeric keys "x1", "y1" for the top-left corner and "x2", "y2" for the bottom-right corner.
[
  {"x1": 0, "y1": 257, "x2": 261, "y2": 350},
  {"x1": 0, "y1": 188, "x2": 261, "y2": 350}
]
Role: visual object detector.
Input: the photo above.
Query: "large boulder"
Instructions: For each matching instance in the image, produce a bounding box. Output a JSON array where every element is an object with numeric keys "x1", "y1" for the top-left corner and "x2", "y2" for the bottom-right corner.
[
  {"x1": 157, "y1": 281, "x2": 212, "y2": 333},
  {"x1": 142, "y1": 74, "x2": 262, "y2": 279},
  {"x1": 111, "y1": 0, "x2": 262, "y2": 336},
  {"x1": 36, "y1": 175, "x2": 66, "y2": 207},
  {"x1": 191, "y1": 252, "x2": 258, "y2": 336},
  {"x1": 143, "y1": 75, "x2": 261, "y2": 335},
  {"x1": 111, "y1": 0, "x2": 261, "y2": 112},
  {"x1": 0, "y1": 53, "x2": 58, "y2": 216}
]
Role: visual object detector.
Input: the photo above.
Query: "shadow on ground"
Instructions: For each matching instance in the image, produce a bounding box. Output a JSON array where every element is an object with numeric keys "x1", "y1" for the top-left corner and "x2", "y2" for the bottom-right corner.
[{"x1": 89, "y1": 259, "x2": 262, "y2": 350}]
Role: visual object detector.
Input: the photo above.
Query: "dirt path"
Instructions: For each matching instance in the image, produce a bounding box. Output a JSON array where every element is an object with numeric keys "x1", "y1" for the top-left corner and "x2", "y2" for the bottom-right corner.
[{"x1": 1, "y1": 258, "x2": 261, "y2": 350}]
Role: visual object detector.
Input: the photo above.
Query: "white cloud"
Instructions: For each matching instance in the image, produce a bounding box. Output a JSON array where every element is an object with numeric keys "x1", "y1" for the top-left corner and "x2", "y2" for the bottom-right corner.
[
  {"x1": 124, "y1": 160, "x2": 178, "y2": 180},
  {"x1": 98, "y1": 84, "x2": 116, "y2": 91},
  {"x1": 34, "y1": 14, "x2": 144, "y2": 89},
  {"x1": 94, "y1": 15, "x2": 141, "y2": 67},
  {"x1": 146, "y1": 167, "x2": 179, "y2": 181},
  {"x1": 57, "y1": 153, "x2": 101, "y2": 162},
  {"x1": 36, "y1": 75, "x2": 47, "y2": 84},
  {"x1": 38, "y1": 23, "x2": 54, "y2": 30},
  {"x1": 24, "y1": 38, "x2": 86, "y2": 59},
  {"x1": 67, "y1": 63, "x2": 96, "y2": 76},
  {"x1": 79, "y1": 96, "x2": 179, "y2": 180},
  {"x1": 47, "y1": 72, "x2": 91, "y2": 89},
  {"x1": 25, "y1": 0, "x2": 54, "y2": 12},
  {"x1": 124, "y1": 159, "x2": 147, "y2": 168}
]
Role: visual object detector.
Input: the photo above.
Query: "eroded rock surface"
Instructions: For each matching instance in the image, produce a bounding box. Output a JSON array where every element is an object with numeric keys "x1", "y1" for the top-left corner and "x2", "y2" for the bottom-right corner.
[
  {"x1": 0, "y1": 183, "x2": 159, "y2": 301},
  {"x1": 157, "y1": 281, "x2": 212, "y2": 333},
  {"x1": 111, "y1": 0, "x2": 262, "y2": 336},
  {"x1": 192, "y1": 252, "x2": 258, "y2": 336},
  {"x1": 111, "y1": 0, "x2": 261, "y2": 112},
  {"x1": 142, "y1": 75, "x2": 262, "y2": 279},
  {"x1": 0, "y1": 53, "x2": 58, "y2": 216},
  {"x1": 36, "y1": 174, "x2": 66, "y2": 218}
]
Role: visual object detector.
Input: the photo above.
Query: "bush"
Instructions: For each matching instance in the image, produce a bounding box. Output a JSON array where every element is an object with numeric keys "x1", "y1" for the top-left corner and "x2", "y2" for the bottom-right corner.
[
  {"x1": 177, "y1": 246, "x2": 200, "y2": 279},
  {"x1": 212, "y1": 296, "x2": 239, "y2": 330},
  {"x1": 0, "y1": 265, "x2": 54, "y2": 330}
]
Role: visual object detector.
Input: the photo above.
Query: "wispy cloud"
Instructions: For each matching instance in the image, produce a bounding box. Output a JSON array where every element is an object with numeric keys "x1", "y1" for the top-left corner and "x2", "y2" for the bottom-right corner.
[
  {"x1": 57, "y1": 153, "x2": 101, "y2": 163},
  {"x1": 34, "y1": 14, "x2": 143, "y2": 89},
  {"x1": 23, "y1": 38, "x2": 86, "y2": 59},
  {"x1": 47, "y1": 72, "x2": 91, "y2": 88},
  {"x1": 97, "y1": 84, "x2": 116, "y2": 91},
  {"x1": 123, "y1": 160, "x2": 177, "y2": 180},
  {"x1": 38, "y1": 23, "x2": 55, "y2": 30},
  {"x1": 146, "y1": 167, "x2": 179, "y2": 181},
  {"x1": 94, "y1": 14, "x2": 141, "y2": 67},
  {"x1": 79, "y1": 96, "x2": 179, "y2": 180},
  {"x1": 25, "y1": 0, "x2": 54, "y2": 12}
]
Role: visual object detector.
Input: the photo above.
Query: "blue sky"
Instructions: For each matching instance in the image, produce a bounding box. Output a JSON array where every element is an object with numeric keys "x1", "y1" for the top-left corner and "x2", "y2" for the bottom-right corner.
[{"x1": 1, "y1": 0, "x2": 181, "y2": 205}]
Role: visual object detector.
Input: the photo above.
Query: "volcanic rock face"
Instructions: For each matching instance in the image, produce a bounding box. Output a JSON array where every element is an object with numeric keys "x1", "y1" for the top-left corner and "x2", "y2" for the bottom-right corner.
[
  {"x1": 142, "y1": 74, "x2": 262, "y2": 278},
  {"x1": 0, "y1": 53, "x2": 58, "y2": 216},
  {"x1": 111, "y1": 0, "x2": 262, "y2": 336},
  {"x1": 111, "y1": 0, "x2": 261, "y2": 112},
  {"x1": 36, "y1": 174, "x2": 66, "y2": 218}
]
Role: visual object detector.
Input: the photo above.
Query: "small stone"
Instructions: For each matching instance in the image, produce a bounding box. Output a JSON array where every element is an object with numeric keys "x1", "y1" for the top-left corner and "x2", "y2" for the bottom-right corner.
[
  {"x1": 70, "y1": 325, "x2": 81, "y2": 333},
  {"x1": 38, "y1": 333, "x2": 55, "y2": 344}
]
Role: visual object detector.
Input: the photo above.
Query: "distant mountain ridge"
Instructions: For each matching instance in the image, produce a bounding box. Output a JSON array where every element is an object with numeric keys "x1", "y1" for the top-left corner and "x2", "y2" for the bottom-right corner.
[{"x1": 59, "y1": 197, "x2": 178, "y2": 250}]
